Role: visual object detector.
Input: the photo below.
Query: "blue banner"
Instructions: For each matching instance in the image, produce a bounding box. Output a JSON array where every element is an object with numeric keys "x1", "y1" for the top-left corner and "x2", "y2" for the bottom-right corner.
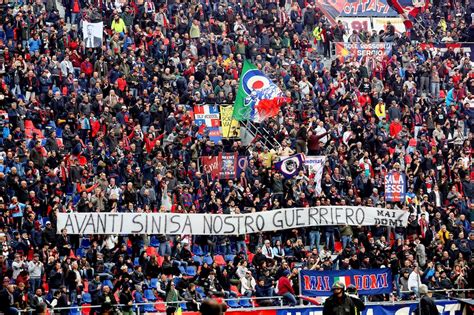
[
  {"x1": 384, "y1": 171, "x2": 407, "y2": 202},
  {"x1": 300, "y1": 268, "x2": 393, "y2": 296},
  {"x1": 276, "y1": 300, "x2": 462, "y2": 315}
]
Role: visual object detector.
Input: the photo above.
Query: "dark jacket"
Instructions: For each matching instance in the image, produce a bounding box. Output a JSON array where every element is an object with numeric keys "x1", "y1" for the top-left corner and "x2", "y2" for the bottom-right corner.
[
  {"x1": 417, "y1": 295, "x2": 440, "y2": 315},
  {"x1": 323, "y1": 293, "x2": 358, "y2": 315}
]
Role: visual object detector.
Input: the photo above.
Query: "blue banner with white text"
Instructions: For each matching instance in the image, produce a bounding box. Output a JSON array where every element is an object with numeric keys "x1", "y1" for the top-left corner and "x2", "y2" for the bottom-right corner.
[{"x1": 300, "y1": 268, "x2": 393, "y2": 296}]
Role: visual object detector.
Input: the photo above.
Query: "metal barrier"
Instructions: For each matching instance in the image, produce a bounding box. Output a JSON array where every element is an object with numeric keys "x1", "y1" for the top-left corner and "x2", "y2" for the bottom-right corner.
[
  {"x1": 15, "y1": 296, "x2": 286, "y2": 314},
  {"x1": 14, "y1": 289, "x2": 474, "y2": 314}
]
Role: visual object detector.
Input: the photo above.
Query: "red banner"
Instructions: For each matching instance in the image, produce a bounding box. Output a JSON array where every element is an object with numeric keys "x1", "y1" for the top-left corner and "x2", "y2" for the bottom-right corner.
[{"x1": 201, "y1": 156, "x2": 221, "y2": 180}]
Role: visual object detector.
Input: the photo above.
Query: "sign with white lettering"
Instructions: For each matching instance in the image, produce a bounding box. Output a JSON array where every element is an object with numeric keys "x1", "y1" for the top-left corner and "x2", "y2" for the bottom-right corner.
[{"x1": 57, "y1": 207, "x2": 409, "y2": 235}]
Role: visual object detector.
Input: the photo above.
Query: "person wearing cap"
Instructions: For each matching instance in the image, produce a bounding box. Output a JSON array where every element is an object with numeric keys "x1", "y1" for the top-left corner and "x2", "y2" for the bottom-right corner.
[
  {"x1": 346, "y1": 284, "x2": 365, "y2": 315},
  {"x1": 415, "y1": 284, "x2": 439, "y2": 315},
  {"x1": 277, "y1": 269, "x2": 297, "y2": 306},
  {"x1": 323, "y1": 282, "x2": 358, "y2": 315}
]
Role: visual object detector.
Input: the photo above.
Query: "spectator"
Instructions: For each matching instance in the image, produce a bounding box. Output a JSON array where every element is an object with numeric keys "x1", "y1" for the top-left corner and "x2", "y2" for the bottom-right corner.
[
  {"x1": 240, "y1": 271, "x2": 256, "y2": 297},
  {"x1": 183, "y1": 283, "x2": 202, "y2": 312},
  {"x1": 277, "y1": 270, "x2": 297, "y2": 306}
]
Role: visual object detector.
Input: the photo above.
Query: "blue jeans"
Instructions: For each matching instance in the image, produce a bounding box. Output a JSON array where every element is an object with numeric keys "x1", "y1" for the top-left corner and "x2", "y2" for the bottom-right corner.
[
  {"x1": 29, "y1": 277, "x2": 41, "y2": 293},
  {"x1": 341, "y1": 235, "x2": 352, "y2": 249},
  {"x1": 325, "y1": 232, "x2": 335, "y2": 251},
  {"x1": 394, "y1": 274, "x2": 400, "y2": 296},
  {"x1": 159, "y1": 242, "x2": 171, "y2": 256},
  {"x1": 282, "y1": 292, "x2": 297, "y2": 306},
  {"x1": 172, "y1": 260, "x2": 188, "y2": 268},
  {"x1": 431, "y1": 82, "x2": 440, "y2": 99},
  {"x1": 309, "y1": 230, "x2": 321, "y2": 251},
  {"x1": 243, "y1": 290, "x2": 253, "y2": 297}
]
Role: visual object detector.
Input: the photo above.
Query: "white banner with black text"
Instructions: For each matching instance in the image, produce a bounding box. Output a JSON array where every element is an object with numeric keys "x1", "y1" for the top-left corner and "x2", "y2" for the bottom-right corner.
[{"x1": 57, "y1": 207, "x2": 409, "y2": 235}]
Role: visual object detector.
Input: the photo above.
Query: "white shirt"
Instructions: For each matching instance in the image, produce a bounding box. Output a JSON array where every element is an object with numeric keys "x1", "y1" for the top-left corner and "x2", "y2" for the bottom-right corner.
[{"x1": 408, "y1": 270, "x2": 421, "y2": 289}]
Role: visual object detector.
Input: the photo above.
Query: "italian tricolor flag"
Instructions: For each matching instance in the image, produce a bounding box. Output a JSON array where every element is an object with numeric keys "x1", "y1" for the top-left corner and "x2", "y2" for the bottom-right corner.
[{"x1": 334, "y1": 276, "x2": 351, "y2": 287}]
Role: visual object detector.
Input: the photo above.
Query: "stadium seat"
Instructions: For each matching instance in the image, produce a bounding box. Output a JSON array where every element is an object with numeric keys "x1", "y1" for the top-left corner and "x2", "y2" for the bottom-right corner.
[
  {"x1": 146, "y1": 246, "x2": 157, "y2": 256},
  {"x1": 240, "y1": 298, "x2": 252, "y2": 308},
  {"x1": 203, "y1": 255, "x2": 213, "y2": 265},
  {"x1": 227, "y1": 299, "x2": 239, "y2": 308},
  {"x1": 81, "y1": 304, "x2": 91, "y2": 315},
  {"x1": 76, "y1": 248, "x2": 86, "y2": 258},
  {"x1": 180, "y1": 302, "x2": 187, "y2": 311},
  {"x1": 150, "y1": 236, "x2": 160, "y2": 247},
  {"x1": 156, "y1": 255, "x2": 164, "y2": 266},
  {"x1": 133, "y1": 257, "x2": 139, "y2": 266},
  {"x1": 144, "y1": 303, "x2": 156, "y2": 312},
  {"x1": 185, "y1": 266, "x2": 197, "y2": 277},
  {"x1": 82, "y1": 293, "x2": 92, "y2": 304},
  {"x1": 225, "y1": 254, "x2": 236, "y2": 262},
  {"x1": 55, "y1": 127, "x2": 63, "y2": 138},
  {"x1": 173, "y1": 277, "x2": 181, "y2": 287},
  {"x1": 155, "y1": 301, "x2": 166, "y2": 312},
  {"x1": 149, "y1": 278, "x2": 158, "y2": 289},
  {"x1": 83, "y1": 280, "x2": 89, "y2": 292},
  {"x1": 102, "y1": 279, "x2": 113, "y2": 289},
  {"x1": 68, "y1": 305, "x2": 81, "y2": 315},
  {"x1": 196, "y1": 286, "x2": 205, "y2": 297},
  {"x1": 193, "y1": 256, "x2": 203, "y2": 265},
  {"x1": 214, "y1": 255, "x2": 226, "y2": 266},
  {"x1": 144, "y1": 289, "x2": 156, "y2": 301},
  {"x1": 80, "y1": 238, "x2": 91, "y2": 248},
  {"x1": 192, "y1": 245, "x2": 204, "y2": 256},
  {"x1": 230, "y1": 285, "x2": 241, "y2": 296}
]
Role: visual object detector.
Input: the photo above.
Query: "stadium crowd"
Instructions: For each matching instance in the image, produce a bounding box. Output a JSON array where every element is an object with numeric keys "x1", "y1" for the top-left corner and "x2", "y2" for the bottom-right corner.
[{"x1": 0, "y1": 0, "x2": 473, "y2": 313}]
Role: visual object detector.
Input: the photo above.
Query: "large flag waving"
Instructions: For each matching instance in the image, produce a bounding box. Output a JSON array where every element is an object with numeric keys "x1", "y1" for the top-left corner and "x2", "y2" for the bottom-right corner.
[
  {"x1": 387, "y1": 0, "x2": 428, "y2": 28},
  {"x1": 233, "y1": 60, "x2": 290, "y2": 122}
]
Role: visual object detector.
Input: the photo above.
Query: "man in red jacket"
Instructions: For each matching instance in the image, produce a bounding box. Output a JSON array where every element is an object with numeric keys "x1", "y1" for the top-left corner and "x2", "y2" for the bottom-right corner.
[{"x1": 277, "y1": 270, "x2": 297, "y2": 306}]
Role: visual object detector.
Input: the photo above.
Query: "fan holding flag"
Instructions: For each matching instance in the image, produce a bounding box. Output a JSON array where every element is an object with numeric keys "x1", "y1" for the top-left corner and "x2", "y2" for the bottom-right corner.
[{"x1": 232, "y1": 60, "x2": 291, "y2": 123}]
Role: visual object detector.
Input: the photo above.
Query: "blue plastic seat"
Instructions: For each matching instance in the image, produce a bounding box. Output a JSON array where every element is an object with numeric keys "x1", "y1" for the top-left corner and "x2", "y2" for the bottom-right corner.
[
  {"x1": 192, "y1": 245, "x2": 203, "y2": 256},
  {"x1": 143, "y1": 304, "x2": 156, "y2": 312},
  {"x1": 179, "y1": 266, "x2": 186, "y2": 275},
  {"x1": 102, "y1": 279, "x2": 113, "y2": 289},
  {"x1": 82, "y1": 293, "x2": 92, "y2": 304},
  {"x1": 185, "y1": 266, "x2": 197, "y2": 277},
  {"x1": 203, "y1": 255, "x2": 213, "y2": 265},
  {"x1": 180, "y1": 302, "x2": 187, "y2": 311},
  {"x1": 56, "y1": 127, "x2": 63, "y2": 138},
  {"x1": 76, "y1": 248, "x2": 86, "y2": 258},
  {"x1": 193, "y1": 256, "x2": 203, "y2": 265},
  {"x1": 196, "y1": 286, "x2": 205, "y2": 297},
  {"x1": 150, "y1": 236, "x2": 160, "y2": 247},
  {"x1": 225, "y1": 254, "x2": 236, "y2": 262},
  {"x1": 144, "y1": 289, "x2": 156, "y2": 301},
  {"x1": 227, "y1": 299, "x2": 239, "y2": 308},
  {"x1": 68, "y1": 305, "x2": 81, "y2": 315},
  {"x1": 149, "y1": 278, "x2": 158, "y2": 289},
  {"x1": 240, "y1": 298, "x2": 252, "y2": 307},
  {"x1": 80, "y1": 238, "x2": 91, "y2": 248}
]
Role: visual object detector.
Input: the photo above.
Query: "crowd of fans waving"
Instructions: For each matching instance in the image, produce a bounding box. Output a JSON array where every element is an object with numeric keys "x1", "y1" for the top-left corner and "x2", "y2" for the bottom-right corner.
[{"x1": 0, "y1": 0, "x2": 473, "y2": 313}]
